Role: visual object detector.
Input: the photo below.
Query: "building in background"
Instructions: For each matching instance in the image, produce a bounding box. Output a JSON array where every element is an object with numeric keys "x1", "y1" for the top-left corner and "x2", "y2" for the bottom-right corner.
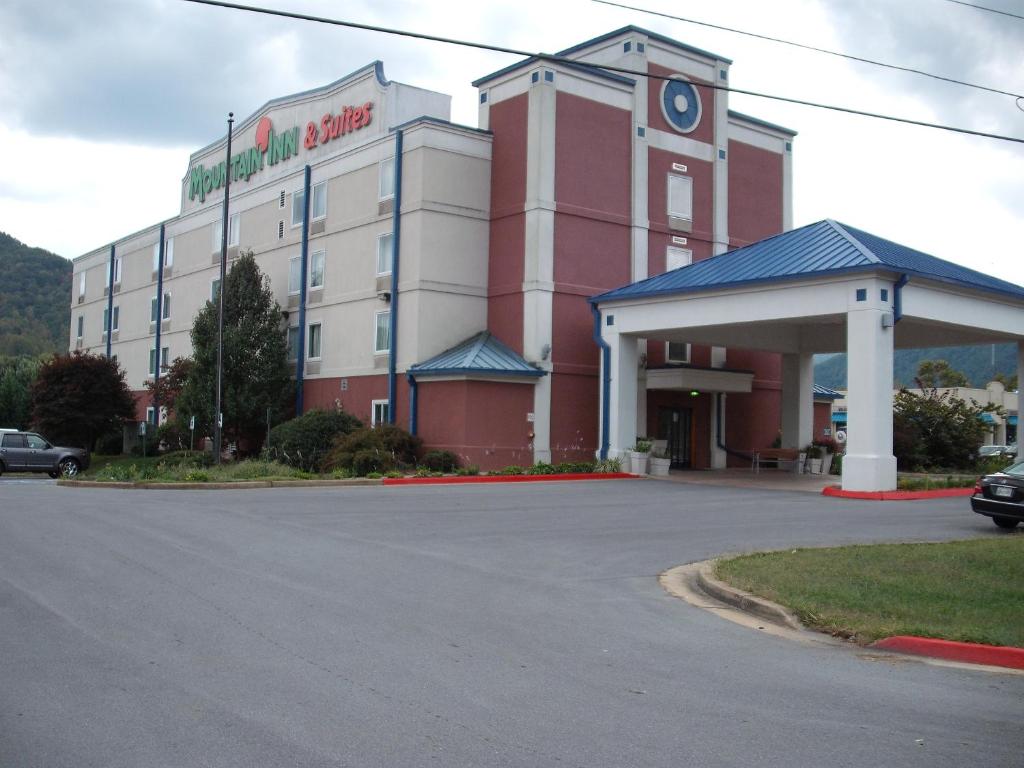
[
  {"x1": 69, "y1": 26, "x2": 794, "y2": 470},
  {"x1": 831, "y1": 380, "x2": 1019, "y2": 446}
]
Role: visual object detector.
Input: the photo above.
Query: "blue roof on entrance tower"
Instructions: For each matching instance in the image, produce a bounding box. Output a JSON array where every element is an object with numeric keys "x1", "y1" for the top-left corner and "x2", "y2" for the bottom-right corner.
[
  {"x1": 592, "y1": 220, "x2": 1024, "y2": 304},
  {"x1": 409, "y1": 332, "x2": 546, "y2": 378}
]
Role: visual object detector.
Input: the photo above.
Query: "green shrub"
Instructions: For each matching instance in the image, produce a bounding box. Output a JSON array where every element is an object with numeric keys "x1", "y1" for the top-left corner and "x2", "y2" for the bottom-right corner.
[
  {"x1": 421, "y1": 449, "x2": 458, "y2": 472},
  {"x1": 555, "y1": 461, "x2": 596, "y2": 473},
  {"x1": 266, "y1": 408, "x2": 363, "y2": 472},
  {"x1": 183, "y1": 470, "x2": 210, "y2": 482},
  {"x1": 594, "y1": 457, "x2": 622, "y2": 473},
  {"x1": 493, "y1": 465, "x2": 525, "y2": 476},
  {"x1": 158, "y1": 450, "x2": 213, "y2": 468},
  {"x1": 352, "y1": 449, "x2": 394, "y2": 476},
  {"x1": 455, "y1": 465, "x2": 480, "y2": 476},
  {"x1": 95, "y1": 428, "x2": 124, "y2": 455},
  {"x1": 525, "y1": 462, "x2": 557, "y2": 475},
  {"x1": 323, "y1": 425, "x2": 421, "y2": 476}
]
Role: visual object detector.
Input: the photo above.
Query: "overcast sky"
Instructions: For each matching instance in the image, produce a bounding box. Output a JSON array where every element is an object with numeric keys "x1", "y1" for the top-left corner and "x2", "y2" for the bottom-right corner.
[{"x1": 1, "y1": 0, "x2": 1021, "y2": 284}]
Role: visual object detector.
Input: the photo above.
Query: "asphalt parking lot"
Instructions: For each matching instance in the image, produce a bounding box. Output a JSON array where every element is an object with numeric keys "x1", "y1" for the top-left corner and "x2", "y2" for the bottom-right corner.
[{"x1": 1, "y1": 478, "x2": 1021, "y2": 767}]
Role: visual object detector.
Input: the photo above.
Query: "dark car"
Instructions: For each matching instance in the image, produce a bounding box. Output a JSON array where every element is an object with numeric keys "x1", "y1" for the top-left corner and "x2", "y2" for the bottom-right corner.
[
  {"x1": 0, "y1": 431, "x2": 90, "y2": 478},
  {"x1": 971, "y1": 459, "x2": 1024, "y2": 529}
]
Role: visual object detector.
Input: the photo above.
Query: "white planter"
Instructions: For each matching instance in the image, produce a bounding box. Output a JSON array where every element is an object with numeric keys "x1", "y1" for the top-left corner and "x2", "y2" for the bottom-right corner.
[
  {"x1": 629, "y1": 451, "x2": 649, "y2": 475},
  {"x1": 808, "y1": 458, "x2": 823, "y2": 474},
  {"x1": 649, "y1": 457, "x2": 671, "y2": 476},
  {"x1": 821, "y1": 452, "x2": 834, "y2": 475}
]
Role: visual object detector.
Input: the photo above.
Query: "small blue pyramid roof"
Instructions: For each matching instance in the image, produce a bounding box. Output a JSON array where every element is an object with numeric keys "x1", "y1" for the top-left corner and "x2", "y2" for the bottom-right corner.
[
  {"x1": 410, "y1": 331, "x2": 545, "y2": 378},
  {"x1": 593, "y1": 220, "x2": 1024, "y2": 303}
]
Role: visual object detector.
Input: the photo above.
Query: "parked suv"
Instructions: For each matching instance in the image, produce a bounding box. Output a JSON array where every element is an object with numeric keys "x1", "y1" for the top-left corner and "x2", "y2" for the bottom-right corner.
[{"x1": 0, "y1": 431, "x2": 90, "y2": 478}]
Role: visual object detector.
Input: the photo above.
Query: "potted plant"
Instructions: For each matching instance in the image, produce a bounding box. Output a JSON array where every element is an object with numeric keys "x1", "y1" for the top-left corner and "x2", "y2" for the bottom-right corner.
[
  {"x1": 629, "y1": 438, "x2": 652, "y2": 475},
  {"x1": 804, "y1": 443, "x2": 823, "y2": 474},
  {"x1": 648, "y1": 449, "x2": 671, "y2": 477}
]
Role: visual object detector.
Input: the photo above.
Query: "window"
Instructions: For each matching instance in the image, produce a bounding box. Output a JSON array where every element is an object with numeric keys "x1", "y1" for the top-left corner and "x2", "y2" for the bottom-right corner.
[
  {"x1": 211, "y1": 278, "x2": 221, "y2": 303},
  {"x1": 287, "y1": 326, "x2": 300, "y2": 361},
  {"x1": 288, "y1": 256, "x2": 301, "y2": 295},
  {"x1": 377, "y1": 232, "x2": 393, "y2": 276},
  {"x1": 152, "y1": 242, "x2": 161, "y2": 271},
  {"x1": 112, "y1": 305, "x2": 119, "y2": 332},
  {"x1": 374, "y1": 310, "x2": 391, "y2": 354},
  {"x1": 165, "y1": 237, "x2": 174, "y2": 267},
  {"x1": 666, "y1": 246, "x2": 692, "y2": 272},
  {"x1": 1, "y1": 433, "x2": 25, "y2": 448},
  {"x1": 146, "y1": 406, "x2": 156, "y2": 425},
  {"x1": 372, "y1": 400, "x2": 390, "y2": 426},
  {"x1": 25, "y1": 434, "x2": 47, "y2": 450},
  {"x1": 79, "y1": 272, "x2": 86, "y2": 298},
  {"x1": 106, "y1": 256, "x2": 122, "y2": 286},
  {"x1": 379, "y1": 157, "x2": 395, "y2": 200},
  {"x1": 307, "y1": 322, "x2": 322, "y2": 360},
  {"x1": 76, "y1": 316, "x2": 83, "y2": 339},
  {"x1": 667, "y1": 342, "x2": 691, "y2": 363},
  {"x1": 291, "y1": 182, "x2": 327, "y2": 226},
  {"x1": 667, "y1": 174, "x2": 693, "y2": 223},
  {"x1": 150, "y1": 293, "x2": 170, "y2": 322},
  {"x1": 103, "y1": 306, "x2": 119, "y2": 335},
  {"x1": 149, "y1": 346, "x2": 169, "y2": 376},
  {"x1": 309, "y1": 249, "x2": 325, "y2": 289},
  {"x1": 212, "y1": 212, "x2": 240, "y2": 250}
]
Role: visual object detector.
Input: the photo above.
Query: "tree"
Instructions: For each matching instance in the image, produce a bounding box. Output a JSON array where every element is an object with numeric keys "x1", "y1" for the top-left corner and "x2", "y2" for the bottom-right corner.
[
  {"x1": 144, "y1": 356, "x2": 193, "y2": 417},
  {"x1": 29, "y1": 352, "x2": 136, "y2": 450},
  {"x1": 893, "y1": 386, "x2": 997, "y2": 470},
  {"x1": 0, "y1": 355, "x2": 43, "y2": 429},
  {"x1": 993, "y1": 372, "x2": 1019, "y2": 391},
  {"x1": 916, "y1": 359, "x2": 969, "y2": 388},
  {"x1": 178, "y1": 252, "x2": 293, "y2": 452}
]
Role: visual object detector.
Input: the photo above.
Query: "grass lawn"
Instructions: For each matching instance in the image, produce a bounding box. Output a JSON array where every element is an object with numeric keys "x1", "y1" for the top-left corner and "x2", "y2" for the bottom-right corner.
[{"x1": 714, "y1": 538, "x2": 1024, "y2": 647}]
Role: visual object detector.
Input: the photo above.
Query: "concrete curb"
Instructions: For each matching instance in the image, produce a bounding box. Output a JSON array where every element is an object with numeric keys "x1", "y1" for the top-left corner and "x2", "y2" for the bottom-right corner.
[
  {"x1": 871, "y1": 636, "x2": 1024, "y2": 671},
  {"x1": 58, "y1": 478, "x2": 384, "y2": 490},
  {"x1": 822, "y1": 485, "x2": 975, "y2": 501},
  {"x1": 382, "y1": 472, "x2": 636, "y2": 486},
  {"x1": 693, "y1": 561, "x2": 805, "y2": 631}
]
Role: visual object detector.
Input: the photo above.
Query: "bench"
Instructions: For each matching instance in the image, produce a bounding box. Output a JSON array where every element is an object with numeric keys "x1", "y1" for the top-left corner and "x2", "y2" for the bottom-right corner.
[{"x1": 750, "y1": 448, "x2": 805, "y2": 474}]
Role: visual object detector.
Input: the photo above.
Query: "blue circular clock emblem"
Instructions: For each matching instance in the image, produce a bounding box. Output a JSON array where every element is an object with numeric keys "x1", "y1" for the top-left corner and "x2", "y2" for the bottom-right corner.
[{"x1": 661, "y1": 77, "x2": 701, "y2": 134}]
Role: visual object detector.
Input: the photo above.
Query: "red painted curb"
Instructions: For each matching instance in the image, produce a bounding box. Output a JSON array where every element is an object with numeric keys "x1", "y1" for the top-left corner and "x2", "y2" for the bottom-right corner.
[
  {"x1": 382, "y1": 472, "x2": 635, "y2": 486},
  {"x1": 872, "y1": 636, "x2": 1024, "y2": 670},
  {"x1": 822, "y1": 485, "x2": 975, "y2": 501}
]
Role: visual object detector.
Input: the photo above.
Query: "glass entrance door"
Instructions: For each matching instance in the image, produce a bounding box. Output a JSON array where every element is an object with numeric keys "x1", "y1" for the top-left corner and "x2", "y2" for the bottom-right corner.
[{"x1": 657, "y1": 407, "x2": 692, "y2": 468}]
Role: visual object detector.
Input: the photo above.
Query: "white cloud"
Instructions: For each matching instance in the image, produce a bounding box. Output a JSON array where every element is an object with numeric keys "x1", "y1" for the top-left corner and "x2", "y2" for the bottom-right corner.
[{"x1": 0, "y1": 0, "x2": 1020, "y2": 289}]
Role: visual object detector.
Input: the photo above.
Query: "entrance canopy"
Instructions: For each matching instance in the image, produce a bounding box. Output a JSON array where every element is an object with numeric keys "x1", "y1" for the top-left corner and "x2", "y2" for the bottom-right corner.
[{"x1": 592, "y1": 220, "x2": 1024, "y2": 491}]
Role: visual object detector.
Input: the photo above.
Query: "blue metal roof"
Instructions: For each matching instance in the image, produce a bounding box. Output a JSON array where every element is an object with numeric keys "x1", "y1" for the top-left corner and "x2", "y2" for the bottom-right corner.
[
  {"x1": 593, "y1": 220, "x2": 1024, "y2": 304},
  {"x1": 832, "y1": 412, "x2": 848, "y2": 424},
  {"x1": 813, "y1": 384, "x2": 841, "y2": 399},
  {"x1": 409, "y1": 332, "x2": 545, "y2": 378}
]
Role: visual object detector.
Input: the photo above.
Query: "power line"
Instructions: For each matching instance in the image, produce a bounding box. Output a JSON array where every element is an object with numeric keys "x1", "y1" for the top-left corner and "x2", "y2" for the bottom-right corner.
[
  {"x1": 593, "y1": 0, "x2": 1023, "y2": 100},
  {"x1": 179, "y1": 0, "x2": 1024, "y2": 145},
  {"x1": 939, "y1": 0, "x2": 1024, "y2": 21}
]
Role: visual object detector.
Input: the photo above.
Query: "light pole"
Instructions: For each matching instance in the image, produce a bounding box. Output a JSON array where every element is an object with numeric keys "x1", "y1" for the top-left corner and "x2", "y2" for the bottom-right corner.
[{"x1": 214, "y1": 112, "x2": 233, "y2": 464}]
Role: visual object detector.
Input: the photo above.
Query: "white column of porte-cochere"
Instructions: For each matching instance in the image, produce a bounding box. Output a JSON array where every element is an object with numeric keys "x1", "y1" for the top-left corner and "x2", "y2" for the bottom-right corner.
[
  {"x1": 607, "y1": 330, "x2": 639, "y2": 461},
  {"x1": 842, "y1": 300, "x2": 898, "y2": 491},
  {"x1": 780, "y1": 352, "x2": 814, "y2": 450}
]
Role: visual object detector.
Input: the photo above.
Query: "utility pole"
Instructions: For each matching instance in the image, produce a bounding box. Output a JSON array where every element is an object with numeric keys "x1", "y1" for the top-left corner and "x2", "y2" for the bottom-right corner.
[{"x1": 214, "y1": 112, "x2": 233, "y2": 464}]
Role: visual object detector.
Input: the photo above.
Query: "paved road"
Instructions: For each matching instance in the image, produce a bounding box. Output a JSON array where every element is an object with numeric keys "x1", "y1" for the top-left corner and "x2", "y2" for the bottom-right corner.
[{"x1": 1, "y1": 479, "x2": 1021, "y2": 767}]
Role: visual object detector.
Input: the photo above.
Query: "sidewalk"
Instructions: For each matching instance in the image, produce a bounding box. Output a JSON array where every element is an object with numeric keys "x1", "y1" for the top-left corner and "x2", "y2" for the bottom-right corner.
[{"x1": 659, "y1": 467, "x2": 837, "y2": 494}]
